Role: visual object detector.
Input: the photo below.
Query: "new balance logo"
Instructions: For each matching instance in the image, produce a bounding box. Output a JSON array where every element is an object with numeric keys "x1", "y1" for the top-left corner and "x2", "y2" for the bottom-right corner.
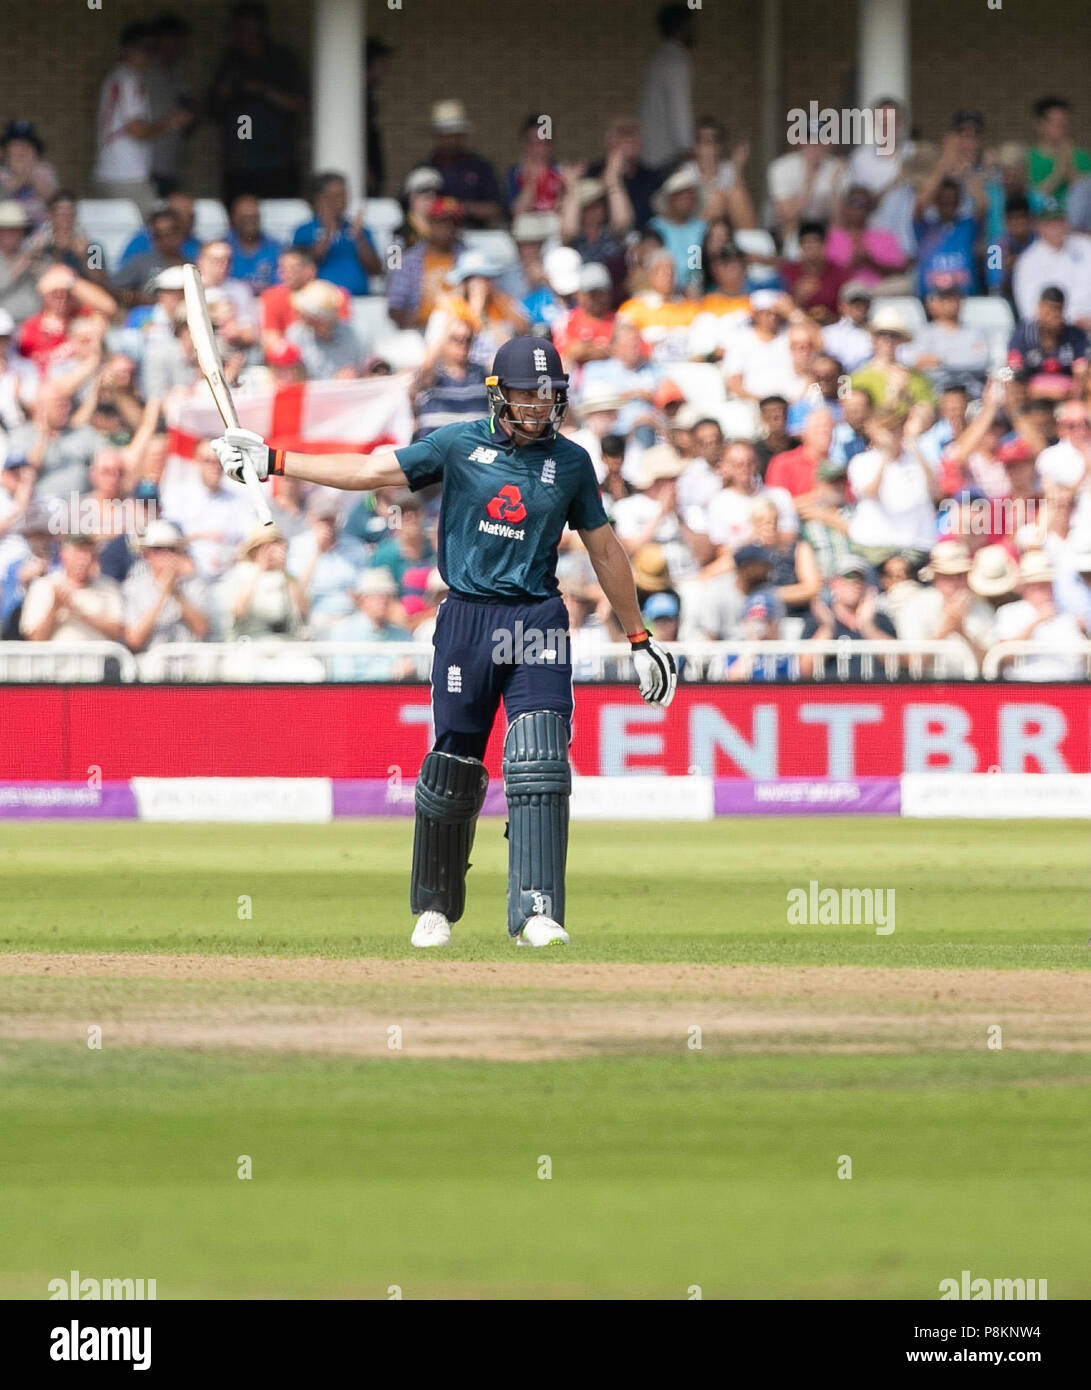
[
  {"x1": 541, "y1": 458, "x2": 556, "y2": 485},
  {"x1": 469, "y1": 446, "x2": 498, "y2": 464},
  {"x1": 485, "y1": 484, "x2": 527, "y2": 524},
  {"x1": 447, "y1": 665, "x2": 462, "y2": 693}
]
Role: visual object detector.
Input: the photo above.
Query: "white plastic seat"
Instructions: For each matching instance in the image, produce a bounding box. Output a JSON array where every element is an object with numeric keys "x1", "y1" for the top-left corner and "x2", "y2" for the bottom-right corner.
[
  {"x1": 193, "y1": 198, "x2": 229, "y2": 244},
  {"x1": 259, "y1": 198, "x2": 313, "y2": 246},
  {"x1": 961, "y1": 296, "x2": 1016, "y2": 365},
  {"x1": 350, "y1": 296, "x2": 399, "y2": 348},
  {"x1": 75, "y1": 198, "x2": 144, "y2": 272},
  {"x1": 461, "y1": 229, "x2": 519, "y2": 269},
  {"x1": 659, "y1": 362, "x2": 726, "y2": 412}
]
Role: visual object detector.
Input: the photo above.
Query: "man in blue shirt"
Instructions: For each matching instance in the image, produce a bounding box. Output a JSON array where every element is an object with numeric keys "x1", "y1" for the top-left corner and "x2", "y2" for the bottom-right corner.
[
  {"x1": 292, "y1": 171, "x2": 380, "y2": 296},
  {"x1": 226, "y1": 193, "x2": 281, "y2": 293},
  {"x1": 914, "y1": 173, "x2": 983, "y2": 297},
  {"x1": 211, "y1": 338, "x2": 676, "y2": 951}
]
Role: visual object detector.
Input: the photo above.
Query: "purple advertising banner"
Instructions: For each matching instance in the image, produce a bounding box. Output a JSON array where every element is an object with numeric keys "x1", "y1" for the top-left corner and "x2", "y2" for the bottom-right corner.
[
  {"x1": 0, "y1": 781, "x2": 138, "y2": 819},
  {"x1": 332, "y1": 780, "x2": 509, "y2": 817},
  {"x1": 714, "y1": 778, "x2": 902, "y2": 815}
]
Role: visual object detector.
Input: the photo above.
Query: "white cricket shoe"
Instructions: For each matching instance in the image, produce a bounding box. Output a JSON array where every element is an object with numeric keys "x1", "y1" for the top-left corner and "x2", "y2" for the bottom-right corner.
[
  {"x1": 516, "y1": 917, "x2": 570, "y2": 948},
  {"x1": 411, "y1": 911, "x2": 452, "y2": 948}
]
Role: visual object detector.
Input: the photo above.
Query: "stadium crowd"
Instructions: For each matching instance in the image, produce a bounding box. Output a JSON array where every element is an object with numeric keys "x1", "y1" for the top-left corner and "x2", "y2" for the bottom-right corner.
[{"x1": 2, "y1": 4, "x2": 1091, "y2": 681}]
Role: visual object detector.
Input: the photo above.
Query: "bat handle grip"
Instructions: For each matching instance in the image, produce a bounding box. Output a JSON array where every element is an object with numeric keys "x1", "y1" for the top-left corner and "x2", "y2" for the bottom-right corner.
[{"x1": 240, "y1": 456, "x2": 274, "y2": 526}]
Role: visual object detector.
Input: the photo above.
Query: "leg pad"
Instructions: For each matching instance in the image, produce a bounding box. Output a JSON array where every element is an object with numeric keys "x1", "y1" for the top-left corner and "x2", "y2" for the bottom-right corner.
[
  {"x1": 503, "y1": 711, "x2": 571, "y2": 935},
  {"x1": 410, "y1": 751, "x2": 488, "y2": 922}
]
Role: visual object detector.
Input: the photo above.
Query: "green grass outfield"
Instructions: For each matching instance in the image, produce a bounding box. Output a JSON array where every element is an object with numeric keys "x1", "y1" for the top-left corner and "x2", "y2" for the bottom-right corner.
[
  {"x1": 1, "y1": 818, "x2": 1089, "y2": 1299},
  {"x1": 0, "y1": 818, "x2": 1088, "y2": 967}
]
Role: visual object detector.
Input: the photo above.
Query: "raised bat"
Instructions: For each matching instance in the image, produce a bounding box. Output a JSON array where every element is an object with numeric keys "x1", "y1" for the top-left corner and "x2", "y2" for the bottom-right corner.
[{"x1": 182, "y1": 262, "x2": 274, "y2": 526}]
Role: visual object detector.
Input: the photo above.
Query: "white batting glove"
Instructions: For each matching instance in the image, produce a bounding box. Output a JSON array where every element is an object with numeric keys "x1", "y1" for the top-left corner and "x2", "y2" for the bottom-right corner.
[
  {"x1": 210, "y1": 427, "x2": 272, "y2": 483},
  {"x1": 632, "y1": 633, "x2": 677, "y2": 708}
]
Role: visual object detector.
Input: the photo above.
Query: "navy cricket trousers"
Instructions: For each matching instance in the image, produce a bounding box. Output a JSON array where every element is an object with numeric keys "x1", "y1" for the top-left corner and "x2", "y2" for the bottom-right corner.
[{"x1": 430, "y1": 592, "x2": 574, "y2": 761}]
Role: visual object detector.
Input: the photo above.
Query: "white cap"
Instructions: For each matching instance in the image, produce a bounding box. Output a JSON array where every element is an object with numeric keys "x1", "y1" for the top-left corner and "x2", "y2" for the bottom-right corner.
[
  {"x1": 431, "y1": 99, "x2": 469, "y2": 133},
  {"x1": 356, "y1": 567, "x2": 398, "y2": 596},
  {"x1": 138, "y1": 519, "x2": 186, "y2": 550},
  {"x1": 543, "y1": 245, "x2": 582, "y2": 297},
  {"x1": 578, "y1": 261, "x2": 611, "y2": 293}
]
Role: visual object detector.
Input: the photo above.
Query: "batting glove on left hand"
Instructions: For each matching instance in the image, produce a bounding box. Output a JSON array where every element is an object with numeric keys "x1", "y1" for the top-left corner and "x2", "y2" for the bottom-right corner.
[
  {"x1": 210, "y1": 427, "x2": 271, "y2": 483},
  {"x1": 631, "y1": 633, "x2": 677, "y2": 707}
]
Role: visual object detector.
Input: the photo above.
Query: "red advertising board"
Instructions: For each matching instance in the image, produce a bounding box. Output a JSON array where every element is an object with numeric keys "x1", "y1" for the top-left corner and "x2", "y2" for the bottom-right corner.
[{"x1": 1, "y1": 683, "x2": 1088, "y2": 779}]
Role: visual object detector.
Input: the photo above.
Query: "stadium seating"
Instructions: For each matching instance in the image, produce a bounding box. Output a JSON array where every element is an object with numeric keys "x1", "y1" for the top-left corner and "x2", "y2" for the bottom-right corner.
[
  {"x1": 259, "y1": 198, "x2": 312, "y2": 245},
  {"x1": 76, "y1": 198, "x2": 143, "y2": 273},
  {"x1": 193, "y1": 198, "x2": 229, "y2": 244},
  {"x1": 462, "y1": 229, "x2": 519, "y2": 269},
  {"x1": 961, "y1": 295, "x2": 1016, "y2": 365},
  {"x1": 350, "y1": 295, "x2": 399, "y2": 349},
  {"x1": 659, "y1": 362, "x2": 726, "y2": 413}
]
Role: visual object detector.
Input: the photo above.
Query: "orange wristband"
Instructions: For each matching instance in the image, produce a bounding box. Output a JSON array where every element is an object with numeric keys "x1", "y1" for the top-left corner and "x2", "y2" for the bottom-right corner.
[
  {"x1": 267, "y1": 447, "x2": 286, "y2": 476},
  {"x1": 628, "y1": 629, "x2": 649, "y2": 645}
]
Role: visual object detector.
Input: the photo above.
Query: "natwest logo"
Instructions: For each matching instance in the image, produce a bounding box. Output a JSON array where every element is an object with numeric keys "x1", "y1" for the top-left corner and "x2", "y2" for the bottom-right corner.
[{"x1": 485, "y1": 483, "x2": 527, "y2": 524}]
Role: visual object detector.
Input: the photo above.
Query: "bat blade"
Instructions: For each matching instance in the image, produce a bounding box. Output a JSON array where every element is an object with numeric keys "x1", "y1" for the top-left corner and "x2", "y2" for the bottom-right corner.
[{"x1": 182, "y1": 263, "x2": 273, "y2": 526}]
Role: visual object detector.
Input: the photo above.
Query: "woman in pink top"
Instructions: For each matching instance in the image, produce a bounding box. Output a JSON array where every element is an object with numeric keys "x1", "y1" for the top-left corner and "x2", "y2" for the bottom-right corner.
[{"x1": 826, "y1": 185, "x2": 906, "y2": 286}]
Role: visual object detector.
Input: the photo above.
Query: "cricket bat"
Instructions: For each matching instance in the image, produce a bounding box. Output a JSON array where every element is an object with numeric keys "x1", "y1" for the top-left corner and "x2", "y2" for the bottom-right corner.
[{"x1": 182, "y1": 262, "x2": 274, "y2": 526}]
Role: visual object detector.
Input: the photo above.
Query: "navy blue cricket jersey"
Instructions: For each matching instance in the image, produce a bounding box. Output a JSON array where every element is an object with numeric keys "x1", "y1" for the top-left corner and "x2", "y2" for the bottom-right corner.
[{"x1": 394, "y1": 419, "x2": 609, "y2": 599}]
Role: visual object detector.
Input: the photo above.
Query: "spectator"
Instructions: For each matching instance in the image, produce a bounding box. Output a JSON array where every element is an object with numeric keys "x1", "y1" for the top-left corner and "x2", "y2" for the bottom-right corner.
[
  {"x1": 118, "y1": 191, "x2": 199, "y2": 268},
  {"x1": 8, "y1": 384, "x2": 102, "y2": 500},
  {"x1": 767, "y1": 124, "x2": 845, "y2": 249},
  {"x1": 507, "y1": 113, "x2": 564, "y2": 216},
  {"x1": 196, "y1": 238, "x2": 259, "y2": 345},
  {"x1": 292, "y1": 171, "x2": 381, "y2": 296},
  {"x1": 693, "y1": 542, "x2": 778, "y2": 640},
  {"x1": 723, "y1": 292, "x2": 796, "y2": 401},
  {"x1": 826, "y1": 186, "x2": 906, "y2": 289},
  {"x1": 917, "y1": 383, "x2": 970, "y2": 466},
  {"x1": 553, "y1": 262, "x2": 616, "y2": 368},
  {"x1": 327, "y1": 568, "x2": 414, "y2": 681},
  {"x1": 424, "y1": 100, "x2": 502, "y2": 229},
  {"x1": 559, "y1": 173, "x2": 632, "y2": 293},
  {"x1": 1008, "y1": 286, "x2": 1088, "y2": 399},
  {"x1": 851, "y1": 308, "x2": 935, "y2": 411},
  {"x1": 940, "y1": 379, "x2": 1015, "y2": 499},
  {"x1": 648, "y1": 167, "x2": 706, "y2": 293},
  {"x1": 221, "y1": 524, "x2": 306, "y2": 639},
  {"x1": 1027, "y1": 97, "x2": 1091, "y2": 215},
  {"x1": 285, "y1": 280, "x2": 363, "y2": 378},
  {"x1": 268, "y1": 474, "x2": 309, "y2": 542},
  {"x1": 639, "y1": 3, "x2": 696, "y2": 169},
  {"x1": 367, "y1": 493, "x2": 436, "y2": 593},
  {"x1": 427, "y1": 251, "x2": 527, "y2": 371},
  {"x1": 846, "y1": 98, "x2": 912, "y2": 198},
  {"x1": 395, "y1": 167, "x2": 445, "y2": 251},
  {"x1": 226, "y1": 194, "x2": 282, "y2": 293},
  {"x1": 799, "y1": 553, "x2": 896, "y2": 678},
  {"x1": 209, "y1": 1, "x2": 307, "y2": 204},
  {"x1": 830, "y1": 386, "x2": 874, "y2": 466},
  {"x1": 754, "y1": 394, "x2": 799, "y2": 478},
  {"x1": 0, "y1": 308, "x2": 36, "y2": 426},
  {"x1": 677, "y1": 416, "x2": 726, "y2": 511},
  {"x1": 766, "y1": 407, "x2": 835, "y2": 498},
  {"x1": 386, "y1": 197, "x2": 463, "y2": 331},
  {"x1": 566, "y1": 388, "x2": 630, "y2": 476},
  {"x1": 723, "y1": 589, "x2": 791, "y2": 681},
  {"x1": 166, "y1": 447, "x2": 252, "y2": 583},
  {"x1": 287, "y1": 493, "x2": 363, "y2": 635},
  {"x1": 788, "y1": 351, "x2": 845, "y2": 431},
  {"x1": 260, "y1": 246, "x2": 347, "y2": 348},
  {"x1": 17, "y1": 266, "x2": 115, "y2": 369},
  {"x1": 0, "y1": 121, "x2": 59, "y2": 230},
  {"x1": 38, "y1": 192, "x2": 103, "y2": 289},
  {"x1": 991, "y1": 549, "x2": 1085, "y2": 680},
  {"x1": 123, "y1": 519, "x2": 209, "y2": 650},
  {"x1": 142, "y1": 301, "x2": 200, "y2": 399},
  {"x1": 1037, "y1": 400, "x2": 1091, "y2": 495},
  {"x1": 796, "y1": 458, "x2": 854, "y2": 580},
  {"x1": 686, "y1": 235, "x2": 750, "y2": 358},
  {"x1": 822, "y1": 280, "x2": 875, "y2": 374},
  {"x1": 598, "y1": 433, "x2": 636, "y2": 517},
  {"x1": 904, "y1": 276, "x2": 991, "y2": 395},
  {"x1": 146, "y1": 13, "x2": 195, "y2": 197},
  {"x1": 897, "y1": 538, "x2": 995, "y2": 670},
  {"x1": 782, "y1": 221, "x2": 846, "y2": 325},
  {"x1": 703, "y1": 439, "x2": 798, "y2": 563},
  {"x1": 363, "y1": 35, "x2": 393, "y2": 197},
  {"x1": 511, "y1": 213, "x2": 564, "y2": 329},
  {"x1": 749, "y1": 493, "x2": 821, "y2": 619},
  {"x1": 93, "y1": 22, "x2": 189, "y2": 215},
  {"x1": 587, "y1": 116, "x2": 663, "y2": 231},
  {"x1": 677, "y1": 116, "x2": 755, "y2": 227},
  {"x1": 913, "y1": 167, "x2": 984, "y2": 297},
  {"x1": 848, "y1": 408, "x2": 941, "y2": 563},
  {"x1": 0, "y1": 455, "x2": 34, "y2": 562},
  {"x1": 0, "y1": 502, "x2": 57, "y2": 636},
  {"x1": 969, "y1": 543, "x2": 1019, "y2": 613},
  {"x1": 410, "y1": 321, "x2": 487, "y2": 437},
  {"x1": 111, "y1": 204, "x2": 188, "y2": 307},
  {"x1": 579, "y1": 319, "x2": 658, "y2": 442},
  {"x1": 0, "y1": 201, "x2": 46, "y2": 326},
  {"x1": 20, "y1": 534, "x2": 123, "y2": 643},
  {"x1": 1013, "y1": 203, "x2": 1091, "y2": 329},
  {"x1": 612, "y1": 446, "x2": 709, "y2": 581}
]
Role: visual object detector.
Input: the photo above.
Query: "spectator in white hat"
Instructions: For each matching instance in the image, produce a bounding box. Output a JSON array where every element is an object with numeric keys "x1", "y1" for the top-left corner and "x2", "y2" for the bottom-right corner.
[
  {"x1": 559, "y1": 172, "x2": 632, "y2": 289},
  {"x1": 327, "y1": 567, "x2": 415, "y2": 681},
  {"x1": 123, "y1": 519, "x2": 209, "y2": 651},
  {"x1": 612, "y1": 445, "x2": 710, "y2": 580},
  {"x1": 221, "y1": 523, "x2": 306, "y2": 640},
  {"x1": 723, "y1": 291, "x2": 796, "y2": 401},
  {"x1": 285, "y1": 280, "x2": 363, "y2": 379},
  {"x1": 427, "y1": 250, "x2": 528, "y2": 371},
  {"x1": 424, "y1": 100, "x2": 502, "y2": 228},
  {"x1": 896, "y1": 538, "x2": 995, "y2": 670},
  {"x1": 396, "y1": 166, "x2": 446, "y2": 250},
  {"x1": 0, "y1": 201, "x2": 46, "y2": 325},
  {"x1": 850, "y1": 307, "x2": 935, "y2": 410},
  {"x1": 510, "y1": 211, "x2": 562, "y2": 326},
  {"x1": 553, "y1": 262, "x2": 616, "y2": 367},
  {"x1": 648, "y1": 165, "x2": 706, "y2": 291},
  {"x1": 991, "y1": 549, "x2": 1086, "y2": 679},
  {"x1": 969, "y1": 543, "x2": 1019, "y2": 612}
]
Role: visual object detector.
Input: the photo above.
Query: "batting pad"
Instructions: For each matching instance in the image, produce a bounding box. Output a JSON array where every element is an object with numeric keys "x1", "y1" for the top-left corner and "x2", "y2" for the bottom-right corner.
[
  {"x1": 503, "y1": 710, "x2": 572, "y2": 935},
  {"x1": 410, "y1": 751, "x2": 489, "y2": 921}
]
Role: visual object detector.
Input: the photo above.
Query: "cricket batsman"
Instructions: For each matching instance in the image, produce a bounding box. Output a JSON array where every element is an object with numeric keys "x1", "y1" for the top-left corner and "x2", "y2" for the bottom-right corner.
[{"x1": 210, "y1": 337, "x2": 676, "y2": 948}]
